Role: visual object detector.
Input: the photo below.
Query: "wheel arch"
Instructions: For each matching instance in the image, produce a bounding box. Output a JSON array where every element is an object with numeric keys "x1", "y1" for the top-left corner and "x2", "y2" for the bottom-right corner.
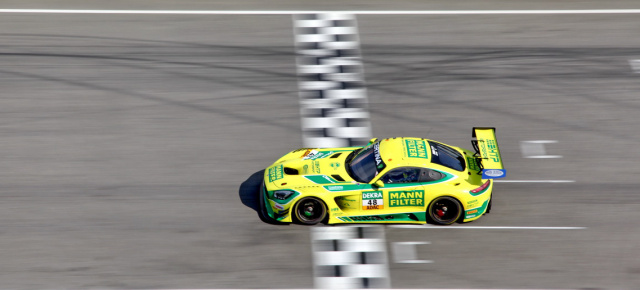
[{"x1": 426, "y1": 195, "x2": 465, "y2": 225}]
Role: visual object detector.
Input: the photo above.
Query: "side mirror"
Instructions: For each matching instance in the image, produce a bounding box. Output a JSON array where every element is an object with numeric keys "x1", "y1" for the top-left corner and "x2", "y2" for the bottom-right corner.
[
  {"x1": 367, "y1": 138, "x2": 378, "y2": 145},
  {"x1": 372, "y1": 180, "x2": 384, "y2": 188}
]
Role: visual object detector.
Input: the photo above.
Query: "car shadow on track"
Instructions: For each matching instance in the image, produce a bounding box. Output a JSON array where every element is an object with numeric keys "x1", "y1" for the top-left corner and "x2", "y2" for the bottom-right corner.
[{"x1": 238, "y1": 169, "x2": 289, "y2": 226}]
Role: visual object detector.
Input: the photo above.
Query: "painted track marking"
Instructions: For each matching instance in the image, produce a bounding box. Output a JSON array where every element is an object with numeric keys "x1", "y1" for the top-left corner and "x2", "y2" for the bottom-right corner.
[
  {"x1": 630, "y1": 60, "x2": 640, "y2": 73},
  {"x1": 389, "y1": 225, "x2": 586, "y2": 230},
  {"x1": 391, "y1": 242, "x2": 432, "y2": 264},
  {"x1": 311, "y1": 226, "x2": 390, "y2": 289},
  {"x1": 3, "y1": 9, "x2": 640, "y2": 14},
  {"x1": 520, "y1": 140, "x2": 562, "y2": 158},
  {"x1": 293, "y1": 13, "x2": 372, "y2": 148}
]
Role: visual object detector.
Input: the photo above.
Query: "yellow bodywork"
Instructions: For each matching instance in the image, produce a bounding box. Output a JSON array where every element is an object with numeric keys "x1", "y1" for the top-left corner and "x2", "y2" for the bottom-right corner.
[{"x1": 262, "y1": 133, "x2": 502, "y2": 225}]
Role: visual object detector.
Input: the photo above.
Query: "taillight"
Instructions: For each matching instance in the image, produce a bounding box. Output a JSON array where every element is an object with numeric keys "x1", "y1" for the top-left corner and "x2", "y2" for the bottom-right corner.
[{"x1": 471, "y1": 180, "x2": 491, "y2": 194}]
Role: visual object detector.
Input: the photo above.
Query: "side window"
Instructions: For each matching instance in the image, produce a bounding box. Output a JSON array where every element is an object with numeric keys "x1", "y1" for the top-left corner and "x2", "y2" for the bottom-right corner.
[
  {"x1": 419, "y1": 169, "x2": 445, "y2": 182},
  {"x1": 381, "y1": 167, "x2": 421, "y2": 184}
]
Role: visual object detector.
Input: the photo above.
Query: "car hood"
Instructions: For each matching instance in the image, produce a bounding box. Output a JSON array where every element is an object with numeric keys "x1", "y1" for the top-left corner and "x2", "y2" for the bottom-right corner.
[{"x1": 265, "y1": 148, "x2": 357, "y2": 189}]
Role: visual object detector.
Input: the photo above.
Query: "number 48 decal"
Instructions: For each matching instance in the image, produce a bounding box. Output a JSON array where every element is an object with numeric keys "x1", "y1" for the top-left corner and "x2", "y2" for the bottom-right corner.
[{"x1": 362, "y1": 191, "x2": 384, "y2": 210}]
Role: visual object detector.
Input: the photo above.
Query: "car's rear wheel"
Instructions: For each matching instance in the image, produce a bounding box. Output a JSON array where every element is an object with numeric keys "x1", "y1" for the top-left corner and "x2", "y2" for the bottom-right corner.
[
  {"x1": 293, "y1": 197, "x2": 327, "y2": 225},
  {"x1": 427, "y1": 196, "x2": 462, "y2": 225}
]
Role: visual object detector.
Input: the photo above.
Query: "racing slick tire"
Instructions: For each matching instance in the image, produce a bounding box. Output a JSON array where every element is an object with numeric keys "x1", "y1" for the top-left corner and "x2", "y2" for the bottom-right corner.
[
  {"x1": 293, "y1": 197, "x2": 327, "y2": 225},
  {"x1": 486, "y1": 194, "x2": 492, "y2": 214},
  {"x1": 427, "y1": 196, "x2": 463, "y2": 225}
]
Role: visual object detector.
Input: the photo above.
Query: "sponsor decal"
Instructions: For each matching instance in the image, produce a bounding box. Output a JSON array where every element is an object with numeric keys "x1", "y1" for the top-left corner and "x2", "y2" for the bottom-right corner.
[
  {"x1": 467, "y1": 157, "x2": 481, "y2": 171},
  {"x1": 328, "y1": 185, "x2": 343, "y2": 191},
  {"x1": 484, "y1": 169, "x2": 505, "y2": 178},
  {"x1": 301, "y1": 149, "x2": 313, "y2": 158},
  {"x1": 479, "y1": 139, "x2": 501, "y2": 163},
  {"x1": 404, "y1": 139, "x2": 428, "y2": 159},
  {"x1": 362, "y1": 191, "x2": 384, "y2": 210},
  {"x1": 389, "y1": 190, "x2": 425, "y2": 207},
  {"x1": 465, "y1": 200, "x2": 489, "y2": 219},
  {"x1": 323, "y1": 175, "x2": 336, "y2": 183},
  {"x1": 350, "y1": 215, "x2": 384, "y2": 221},
  {"x1": 373, "y1": 143, "x2": 386, "y2": 170},
  {"x1": 303, "y1": 164, "x2": 309, "y2": 174},
  {"x1": 268, "y1": 165, "x2": 284, "y2": 182},
  {"x1": 305, "y1": 175, "x2": 338, "y2": 184},
  {"x1": 487, "y1": 140, "x2": 500, "y2": 162},
  {"x1": 274, "y1": 203, "x2": 285, "y2": 210},
  {"x1": 303, "y1": 150, "x2": 333, "y2": 160},
  {"x1": 331, "y1": 208, "x2": 340, "y2": 212},
  {"x1": 312, "y1": 161, "x2": 320, "y2": 173},
  {"x1": 330, "y1": 162, "x2": 340, "y2": 169}
]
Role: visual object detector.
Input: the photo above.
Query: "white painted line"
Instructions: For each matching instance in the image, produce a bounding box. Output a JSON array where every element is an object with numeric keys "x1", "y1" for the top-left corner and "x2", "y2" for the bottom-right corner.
[
  {"x1": 2, "y1": 9, "x2": 640, "y2": 15},
  {"x1": 392, "y1": 242, "x2": 433, "y2": 264},
  {"x1": 525, "y1": 156, "x2": 563, "y2": 159},
  {"x1": 155, "y1": 289, "x2": 577, "y2": 290},
  {"x1": 494, "y1": 180, "x2": 575, "y2": 183},
  {"x1": 389, "y1": 225, "x2": 586, "y2": 230},
  {"x1": 630, "y1": 60, "x2": 640, "y2": 73},
  {"x1": 520, "y1": 140, "x2": 562, "y2": 159}
]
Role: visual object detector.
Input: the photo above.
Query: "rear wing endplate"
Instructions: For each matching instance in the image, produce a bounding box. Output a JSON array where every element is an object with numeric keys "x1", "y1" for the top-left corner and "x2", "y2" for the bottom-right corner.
[{"x1": 472, "y1": 127, "x2": 506, "y2": 179}]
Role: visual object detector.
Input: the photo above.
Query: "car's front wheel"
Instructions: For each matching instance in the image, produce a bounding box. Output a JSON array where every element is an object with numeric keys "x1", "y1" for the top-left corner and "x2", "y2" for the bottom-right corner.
[
  {"x1": 293, "y1": 197, "x2": 327, "y2": 225},
  {"x1": 427, "y1": 196, "x2": 462, "y2": 225}
]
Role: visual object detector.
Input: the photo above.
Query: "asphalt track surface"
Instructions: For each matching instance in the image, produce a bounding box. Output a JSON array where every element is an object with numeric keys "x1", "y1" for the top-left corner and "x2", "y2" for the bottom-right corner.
[{"x1": 1, "y1": 1, "x2": 640, "y2": 289}]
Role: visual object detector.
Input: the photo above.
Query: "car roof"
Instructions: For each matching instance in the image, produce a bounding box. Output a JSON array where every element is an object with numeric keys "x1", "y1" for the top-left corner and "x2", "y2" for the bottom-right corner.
[{"x1": 378, "y1": 137, "x2": 464, "y2": 171}]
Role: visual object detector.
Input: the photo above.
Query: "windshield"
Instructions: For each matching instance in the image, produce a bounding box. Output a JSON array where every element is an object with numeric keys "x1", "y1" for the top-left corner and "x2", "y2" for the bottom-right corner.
[
  {"x1": 428, "y1": 141, "x2": 465, "y2": 171},
  {"x1": 347, "y1": 141, "x2": 385, "y2": 183}
]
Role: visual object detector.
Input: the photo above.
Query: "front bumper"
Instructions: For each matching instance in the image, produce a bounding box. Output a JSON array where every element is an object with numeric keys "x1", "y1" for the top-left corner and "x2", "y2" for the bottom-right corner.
[{"x1": 260, "y1": 182, "x2": 291, "y2": 223}]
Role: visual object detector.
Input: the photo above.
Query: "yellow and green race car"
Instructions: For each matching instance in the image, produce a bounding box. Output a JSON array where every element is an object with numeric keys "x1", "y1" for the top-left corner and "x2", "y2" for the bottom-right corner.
[{"x1": 260, "y1": 127, "x2": 505, "y2": 225}]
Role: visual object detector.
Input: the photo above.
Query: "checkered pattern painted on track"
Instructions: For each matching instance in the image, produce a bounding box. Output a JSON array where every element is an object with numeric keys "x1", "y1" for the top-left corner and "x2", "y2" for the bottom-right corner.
[
  {"x1": 311, "y1": 226, "x2": 391, "y2": 289},
  {"x1": 293, "y1": 13, "x2": 372, "y2": 149}
]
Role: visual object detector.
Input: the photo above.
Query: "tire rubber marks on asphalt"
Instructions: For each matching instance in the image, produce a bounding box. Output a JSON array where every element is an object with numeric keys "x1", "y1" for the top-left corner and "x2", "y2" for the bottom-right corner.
[
  {"x1": 311, "y1": 226, "x2": 390, "y2": 289},
  {"x1": 294, "y1": 13, "x2": 372, "y2": 148}
]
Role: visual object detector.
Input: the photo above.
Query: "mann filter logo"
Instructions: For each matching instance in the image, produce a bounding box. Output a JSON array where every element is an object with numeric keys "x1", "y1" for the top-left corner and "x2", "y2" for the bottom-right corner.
[
  {"x1": 389, "y1": 190, "x2": 425, "y2": 207},
  {"x1": 268, "y1": 165, "x2": 284, "y2": 182},
  {"x1": 404, "y1": 139, "x2": 428, "y2": 159},
  {"x1": 362, "y1": 191, "x2": 384, "y2": 210}
]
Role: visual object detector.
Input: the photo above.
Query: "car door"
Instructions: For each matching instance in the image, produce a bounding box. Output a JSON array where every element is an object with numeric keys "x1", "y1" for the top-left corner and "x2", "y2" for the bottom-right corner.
[
  {"x1": 373, "y1": 167, "x2": 449, "y2": 214},
  {"x1": 360, "y1": 167, "x2": 426, "y2": 215}
]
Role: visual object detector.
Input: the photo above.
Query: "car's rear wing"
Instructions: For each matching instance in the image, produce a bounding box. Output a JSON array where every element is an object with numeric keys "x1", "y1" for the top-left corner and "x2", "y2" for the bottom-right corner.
[{"x1": 471, "y1": 127, "x2": 506, "y2": 179}]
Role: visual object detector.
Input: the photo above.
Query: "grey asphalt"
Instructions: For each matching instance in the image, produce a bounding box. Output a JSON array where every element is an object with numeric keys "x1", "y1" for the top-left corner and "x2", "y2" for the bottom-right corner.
[{"x1": 1, "y1": 1, "x2": 640, "y2": 289}]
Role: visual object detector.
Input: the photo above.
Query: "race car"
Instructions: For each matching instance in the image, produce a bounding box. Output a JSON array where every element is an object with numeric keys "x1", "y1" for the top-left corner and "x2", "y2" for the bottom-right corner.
[{"x1": 260, "y1": 127, "x2": 505, "y2": 225}]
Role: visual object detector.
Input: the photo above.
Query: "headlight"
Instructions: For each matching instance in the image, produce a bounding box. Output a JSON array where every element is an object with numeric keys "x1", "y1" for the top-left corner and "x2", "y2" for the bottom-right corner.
[{"x1": 273, "y1": 190, "x2": 295, "y2": 201}]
